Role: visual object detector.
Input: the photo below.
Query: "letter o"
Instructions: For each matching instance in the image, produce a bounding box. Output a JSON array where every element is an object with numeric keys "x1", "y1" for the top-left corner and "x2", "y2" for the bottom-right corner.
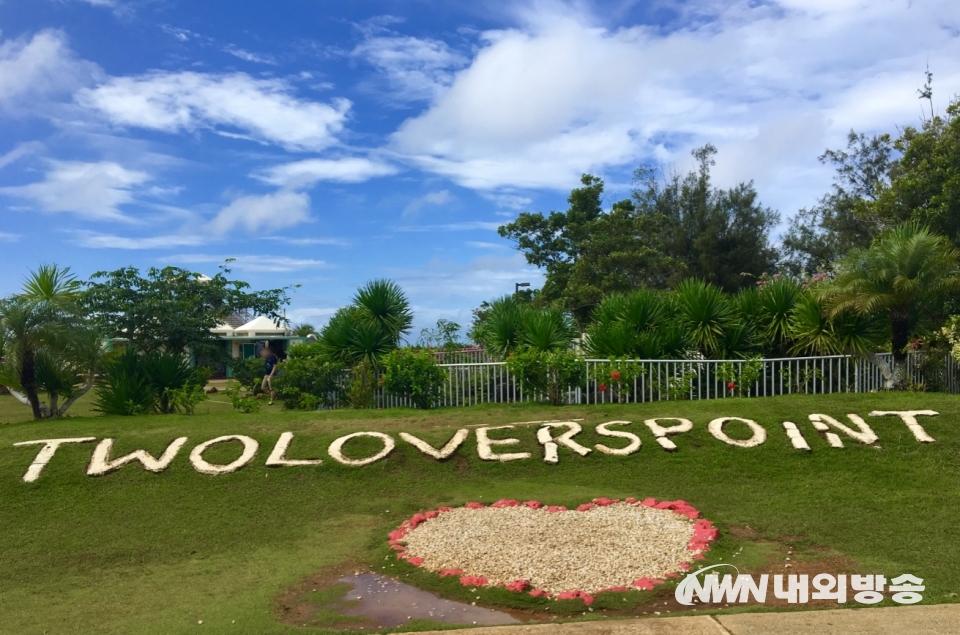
[
  {"x1": 328, "y1": 432, "x2": 395, "y2": 466},
  {"x1": 707, "y1": 417, "x2": 766, "y2": 448},
  {"x1": 189, "y1": 435, "x2": 259, "y2": 475}
]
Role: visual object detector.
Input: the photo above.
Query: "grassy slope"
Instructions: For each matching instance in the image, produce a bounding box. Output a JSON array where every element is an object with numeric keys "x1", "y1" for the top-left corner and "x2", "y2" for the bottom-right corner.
[{"x1": 1, "y1": 392, "x2": 959, "y2": 635}]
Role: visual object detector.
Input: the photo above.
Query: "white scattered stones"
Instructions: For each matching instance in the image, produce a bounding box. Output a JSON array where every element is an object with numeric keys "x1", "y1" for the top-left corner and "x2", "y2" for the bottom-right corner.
[{"x1": 401, "y1": 503, "x2": 695, "y2": 593}]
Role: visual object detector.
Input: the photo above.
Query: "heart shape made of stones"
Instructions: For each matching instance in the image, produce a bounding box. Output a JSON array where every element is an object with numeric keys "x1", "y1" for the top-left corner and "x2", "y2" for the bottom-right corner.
[{"x1": 397, "y1": 501, "x2": 704, "y2": 594}]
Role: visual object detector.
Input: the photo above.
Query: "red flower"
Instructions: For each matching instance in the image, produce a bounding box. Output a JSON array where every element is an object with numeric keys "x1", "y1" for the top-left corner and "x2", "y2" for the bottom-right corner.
[
  {"x1": 407, "y1": 556, "x2": 424, "y2": 566},
  {"x1": 459, "y1": 575, "x2": 488, "y2": 587},
  {"x1": 610, "y1": 370, "x2": 621, "y2": 380},
  {"x1": 726, "y1": 381, "x2": 736, "y2": 390},
  {"x1": 506, "y1": 579, "x2": 530, "y2": 592},
  {"x1": 439, "y1": 568, "x2": 464, "y2": 577},
  {"x1": 598, "y1": 384, "x2": 608, "y2": 392}
]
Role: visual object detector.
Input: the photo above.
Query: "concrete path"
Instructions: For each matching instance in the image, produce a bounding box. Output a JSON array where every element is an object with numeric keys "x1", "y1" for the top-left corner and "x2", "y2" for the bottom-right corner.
[{"x1": 417, "y1": 603, "x2": 960, "y2": 635}]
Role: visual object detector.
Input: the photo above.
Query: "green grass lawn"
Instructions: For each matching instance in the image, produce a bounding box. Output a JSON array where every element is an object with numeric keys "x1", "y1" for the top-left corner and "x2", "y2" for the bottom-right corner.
[{"x1": 1, "y1": 391, "x2": 959, "y2": 635}]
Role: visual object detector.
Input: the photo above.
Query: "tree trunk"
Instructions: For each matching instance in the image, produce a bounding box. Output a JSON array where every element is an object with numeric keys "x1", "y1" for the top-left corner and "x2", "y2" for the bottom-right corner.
[
  {"x1": 19, "y1": 348, "x2": 45, "y2": 420},
  {"x1": 56, "y1": 371, "x2": 96, "y2": 417},
  {"x1": 891, "y1": 315, "x2": 911, "y2": 390}
]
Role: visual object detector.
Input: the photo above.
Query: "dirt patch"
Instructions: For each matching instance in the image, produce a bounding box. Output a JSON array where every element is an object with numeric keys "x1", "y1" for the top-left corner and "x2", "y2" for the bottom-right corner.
[
  {"x1": 276, "y1": 536, "x2": 864, "y2": 631},
  {"x1": 276, "y1": 563, "x2": 523, "y2": 630}
]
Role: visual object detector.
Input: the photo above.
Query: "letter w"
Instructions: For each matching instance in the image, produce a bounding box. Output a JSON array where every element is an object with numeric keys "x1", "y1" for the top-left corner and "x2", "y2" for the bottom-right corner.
[
  {"x1": 705, "y1": 574, "x2": 767, "y2": 603},
  {"x1": 87, "y1": 437, "x2": 188, "y2": 476}
]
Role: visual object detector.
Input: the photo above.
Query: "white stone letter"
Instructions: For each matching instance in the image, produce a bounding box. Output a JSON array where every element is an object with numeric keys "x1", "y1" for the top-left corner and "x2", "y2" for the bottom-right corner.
[
  {"x1": 189, "y1": 435, "x2": 259, "y2": 475},
  {"x1": 708, "y1": 417, "x2": 767, "y2": 448},
  {"x1": 644, "y1": 418, "x2": 693, "y2": 451},
  {"x1": 14, "y1": 437, "x2": 96, "y2": 483},
  {"x1": 869, "y1": 410, "x2": 938, "y2": 443},
  {"x1": 399, "y1": 429, "x2": 469, "y2": 460},
  {"x1": 594, "y1": 421, "x2": 641, "y2": 456},
  {"x1": 88, "y1": 437, "x2": 188, "y2": 476},
  {"x1": 781, "y1": 422, "x2": 810, "y2": 451},
  {"x1": 265, "y1": 432, "x2": 324, "y2": 467},
  {"x1": 476, "y1": 426, "x2": 531, "y2": 462},
  {"x1": 536, "y1": 422, "x2": 592, "y2": 464},
  {"x1": 808, "y1": 414, "x2": 878, "y2": 447},
  {"x1": 328, "y1": 432, "x2": 395, "y2": 466}
]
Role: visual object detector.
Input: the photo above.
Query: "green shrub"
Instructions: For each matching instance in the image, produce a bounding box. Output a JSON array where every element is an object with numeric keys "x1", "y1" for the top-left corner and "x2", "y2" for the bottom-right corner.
[
  {"x1": 347, "y1": 360, "x2": 377, "y2": 409},
  {"x1": 506, "y1": 349, "x2": 583, "y2": 406},
  {"x1": 223, "y1": 381, "x2": 261, "y2": 413},
  {"x1": 93, "y1": 370, "x2": 156, "y2": 416},
  {"x1": 273, "y1": 355, "x2": 345, "y2": 410},
  {"x1": 230, "y1": 356, "x2": 265, "y2": 392},
  {"x1": 382, "y1": 349, "x2": 447, "y2": 409},
  {"x1": 94, "y1": 348, "x2": 207, "y2": 415}
]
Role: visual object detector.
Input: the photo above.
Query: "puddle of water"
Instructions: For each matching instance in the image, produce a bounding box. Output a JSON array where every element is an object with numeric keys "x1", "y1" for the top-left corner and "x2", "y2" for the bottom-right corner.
[{"x1": 336, "y1": 573, "x2": 522, "y2": 629}]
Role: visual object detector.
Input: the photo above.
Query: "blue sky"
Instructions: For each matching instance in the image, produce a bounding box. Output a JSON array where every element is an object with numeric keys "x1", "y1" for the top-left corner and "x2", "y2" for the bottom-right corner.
[{"x1": 1, "y1": 0, "x2": 959, "y2": 337}]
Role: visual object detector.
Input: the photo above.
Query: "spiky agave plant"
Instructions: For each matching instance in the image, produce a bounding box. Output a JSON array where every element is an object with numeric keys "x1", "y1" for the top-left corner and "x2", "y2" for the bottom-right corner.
[
  {"x1": 756, "y1": 277, "x2": 803, "y2": 356},
  {"x1": 352, "y1": 279, "x2": 413, "y2": 345},
  {"x1": 477, "y1": 296, "x2": 525, "y2": 358},
  {"x1": 672, "y1": 279, "x2": 736, "y2": 358},
  {"x1": 518, "y1": 307, "x2": 577, "y2": 353}
]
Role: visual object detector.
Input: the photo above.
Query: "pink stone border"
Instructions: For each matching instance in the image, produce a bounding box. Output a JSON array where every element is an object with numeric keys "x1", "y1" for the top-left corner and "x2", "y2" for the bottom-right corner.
[{"x1": 387, "y1": 497, "x2": 719, "y2": 606}]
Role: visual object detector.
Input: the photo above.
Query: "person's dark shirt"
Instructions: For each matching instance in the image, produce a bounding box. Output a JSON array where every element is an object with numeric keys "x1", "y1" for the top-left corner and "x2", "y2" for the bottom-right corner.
[{"x1": 264, "y1": 354, "x2": 279, "y2": 375}]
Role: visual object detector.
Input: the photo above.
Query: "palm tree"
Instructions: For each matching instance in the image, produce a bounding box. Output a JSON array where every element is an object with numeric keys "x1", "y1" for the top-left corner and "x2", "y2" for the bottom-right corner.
[
  {"x1": 317, "y1": 280, "x2": 413, "y2": 367},
  {"x1": 820, "y1": 223, "x2": 960, "y2": 387},
  {"x1": 0, "y1": 265, "x2": 104, "y2": 419}
]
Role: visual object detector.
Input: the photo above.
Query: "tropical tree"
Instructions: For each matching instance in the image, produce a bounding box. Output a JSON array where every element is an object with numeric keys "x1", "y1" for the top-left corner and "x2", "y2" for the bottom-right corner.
[
  {"x1": 317, "y1": 279, "x2": 412, "y2": 367},
  {"x1": 293, "y1": 323, "x2": 317, "y2": 337},
  {"x1": 83, "y1": 262, "x2": 293, "y2": 361},
  {"x1": 820, "y1": 223, "x2": 960, "y2": 387},
  {"x1": 0, "y1": 265, "x2": 105, "y2": 419}
]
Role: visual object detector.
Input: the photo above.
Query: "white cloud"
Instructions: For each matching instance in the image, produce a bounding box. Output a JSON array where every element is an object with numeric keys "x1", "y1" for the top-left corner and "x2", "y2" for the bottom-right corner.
[
  {"x1": 353, "y1": 34, "x2": 468, "y2": 101},
  {"x1": 161, "y1": 253, "x2": 329, "y2": 273},
  {"x1": 266, "y1": 236, "x2": 349, "y2": 247},
  {"x1": 253, "y1": 157, "x2": 398, "y2": 188},
  {"x1": 0, "y1": 160, "x2": 149, "y2": 222},
  {"x1": 207, "y1": 190, "x2": 311, "y2": 235},
  {"x1": 286, "y1": 307, "x2": 338, "y2": 325},
  {"x1": 0, "y1": 30, "x2": 101, "y2": 110},
  {"x1": 391, "y1": 253, "x2": 542, "y2": 305},
  {"x1": 403, "y1": 189, "x2": 455, "y2": 218},
  {"x1": 389, "y1": 0, "x2": 960, "y2": 216},
  {"x1": 72, "y1": 230, "x2": 207, "y2": 249},
  {"x1": 77, "y1": 72, "x2": 351, "y2": 151},
  {"x1": 0, "y1": 142, "x2": 43, "y2": 170},
  {"x1": 223, "y1": 46, "x2": 276, "y2": 65},
  {"x1": 396, "y1": 220, "x2": 502, "y2": 232},
  {"x1": 75, "y1": 0, "x2": 117, "y2": 6},
  {"x1": 0, "y1": 232, "x2": 20, "y2": 242},
  {"x1": 481, "y1": 192, "x2": 533, "y2": 210}
]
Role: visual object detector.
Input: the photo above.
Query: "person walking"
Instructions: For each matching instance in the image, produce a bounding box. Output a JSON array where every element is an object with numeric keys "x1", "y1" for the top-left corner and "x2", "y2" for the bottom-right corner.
[{"x1": 261, "y1": 347, "x2": 279, "y2": 405}]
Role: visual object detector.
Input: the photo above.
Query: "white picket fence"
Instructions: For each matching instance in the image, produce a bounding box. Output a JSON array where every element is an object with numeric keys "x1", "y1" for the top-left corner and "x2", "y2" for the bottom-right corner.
[{"x1": 373, "y1": 351, "x2": 959, "y2": 409}]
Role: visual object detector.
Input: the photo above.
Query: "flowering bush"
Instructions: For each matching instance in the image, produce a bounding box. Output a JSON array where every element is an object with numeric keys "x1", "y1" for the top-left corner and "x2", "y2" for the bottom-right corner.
[
  {"x1": 589, "y1": 360, "x2": 645, "y2": 403},
  {"x1": 505, "y1": 349, "x2": 583, "y2": 406}
]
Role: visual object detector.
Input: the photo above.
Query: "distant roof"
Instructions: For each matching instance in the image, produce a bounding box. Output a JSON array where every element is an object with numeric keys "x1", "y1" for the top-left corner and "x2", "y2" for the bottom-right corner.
[
  {"x1": 235, "y1": 315, "x2": 287, "y2": 334},
  {"x1": 224, "y1": 312, "x2": 248, "y2": 328}
]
